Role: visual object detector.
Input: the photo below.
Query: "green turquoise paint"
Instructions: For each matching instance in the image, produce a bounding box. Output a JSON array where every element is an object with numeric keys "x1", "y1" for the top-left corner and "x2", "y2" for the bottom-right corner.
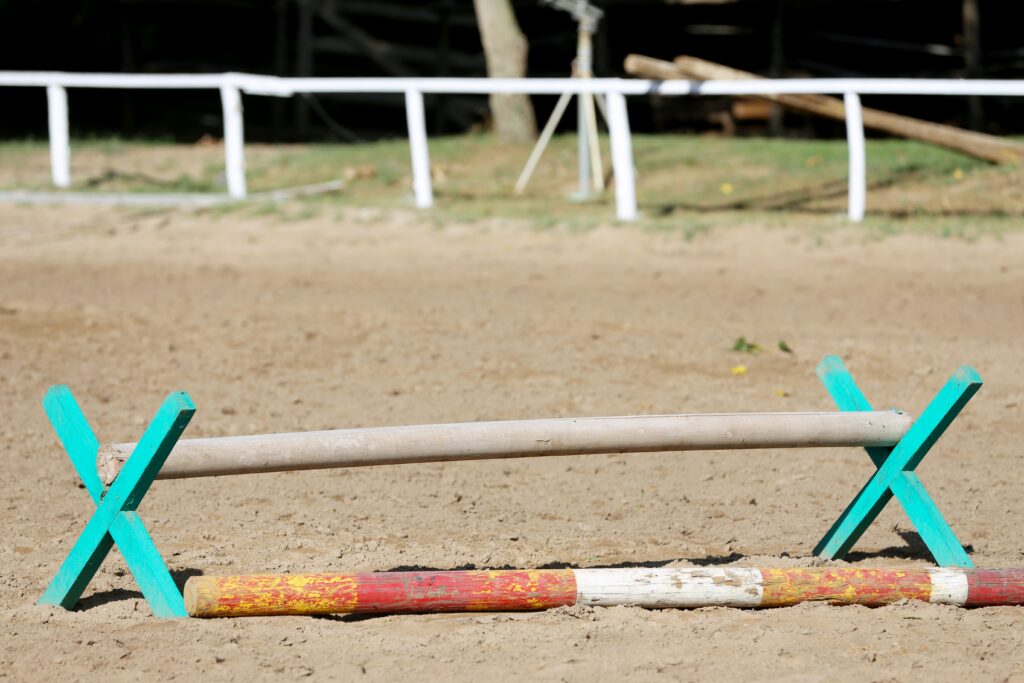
[
  {"x1": 37, "y1": 386, "x2": 194, "y2": 618},
  {"x1": 814, "y1": 356, "x2": 980, "y2": 567}
]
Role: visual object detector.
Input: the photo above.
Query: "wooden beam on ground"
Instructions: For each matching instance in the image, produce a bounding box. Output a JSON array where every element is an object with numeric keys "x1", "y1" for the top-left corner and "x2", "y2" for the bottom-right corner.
[
  {"x1": 185, "y1": 567, "x2": 1024, "y2": 617},
  {"x1": 623, "y1": 53, "x2": 1024, "y2": 164}
]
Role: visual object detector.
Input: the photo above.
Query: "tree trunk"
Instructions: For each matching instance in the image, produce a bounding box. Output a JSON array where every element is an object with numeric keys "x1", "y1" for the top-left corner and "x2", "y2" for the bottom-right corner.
[
  {"x1": 962, "y1": 0, "x2": 983, "y2": 131},
  {"x1": 472, "y1": 0, "x2": 537, "y2": 143}
]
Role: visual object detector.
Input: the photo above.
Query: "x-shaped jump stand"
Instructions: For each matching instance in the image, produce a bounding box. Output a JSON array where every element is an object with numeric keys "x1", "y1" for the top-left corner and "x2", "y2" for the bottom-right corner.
[
  {"x1": 37, "y1": 386, "x2": 194, "y2": 618},
  {"x1": 37, "y1": 355, "x2": 980, "y2": 618},
  {"x1": 814, "y1": 356, "x2": 980, "y2": 567}
]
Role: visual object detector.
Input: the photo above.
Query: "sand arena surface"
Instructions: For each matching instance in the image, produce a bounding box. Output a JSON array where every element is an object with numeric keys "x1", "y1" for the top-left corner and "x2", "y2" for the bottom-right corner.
[{"x1": 1, "y1": 204, "x2": 1022, "y2": 681}]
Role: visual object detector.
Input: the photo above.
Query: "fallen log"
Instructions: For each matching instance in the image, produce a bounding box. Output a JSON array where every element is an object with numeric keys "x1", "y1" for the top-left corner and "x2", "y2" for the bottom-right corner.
[{"x1": 624, "y1": 53, "x2": 1024, "y2": 164}]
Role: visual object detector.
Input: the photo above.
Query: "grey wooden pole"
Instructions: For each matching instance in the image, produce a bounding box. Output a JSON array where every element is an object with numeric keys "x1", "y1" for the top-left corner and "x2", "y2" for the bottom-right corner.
[{"x1": 99, "y1": 410, "x2": 912, "y2": 483}]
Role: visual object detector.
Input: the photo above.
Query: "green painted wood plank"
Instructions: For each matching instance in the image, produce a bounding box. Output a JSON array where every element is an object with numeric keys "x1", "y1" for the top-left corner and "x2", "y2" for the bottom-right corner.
[
  {"x1": 892, "y1": 471, "x2": 973, "y2": 567},
  {"x1": 813, "y1": 357, "x2": 973, "y2": 567},
  {"x1": 814, "y1": 360, "x2": 981, "y2": 561},
  {"x1": 37, "y1": 388, "x2": 193, "y2": 617},
  {"x1": 41, "y1": 386, "x2": 103, "y2": 499},
  {"x1": 111, "y1": 512, "x2": 188, "y2": 617}
]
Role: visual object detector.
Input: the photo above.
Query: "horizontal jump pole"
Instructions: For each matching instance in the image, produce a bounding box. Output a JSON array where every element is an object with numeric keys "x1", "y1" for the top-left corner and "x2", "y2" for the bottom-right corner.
[
  {"x1": 98, "y1": 410, "x2": 912, "y2": 484},
  {"x1": 184, "y1": 567, "x2": 1024, "y2": 617}
]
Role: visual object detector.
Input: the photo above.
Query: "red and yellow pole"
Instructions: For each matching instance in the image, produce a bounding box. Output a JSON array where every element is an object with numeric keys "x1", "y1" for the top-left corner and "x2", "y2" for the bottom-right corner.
[
  {"x1": 185, "y1": 570, "x2": 578, "y2": 617},
  {"x1": 185, "y1": 567, "x2": 1024, "y2": 617}
]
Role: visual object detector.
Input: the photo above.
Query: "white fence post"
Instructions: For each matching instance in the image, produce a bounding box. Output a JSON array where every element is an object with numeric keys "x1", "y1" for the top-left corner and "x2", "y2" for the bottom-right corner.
[
  {"x1": 46, "y1": 85, "x2": 71, "y2": 188},
  {"x1": 219, "y1": 84, "x2": 247, "y2": 199},
  {"x1": 605, "y1": 91, "x2": 637, "y2": 222},
  {"x1": 844, "y1": 92, "x2": 866, "y2": 222},
  {"x1": 404, "y1": 89, "x2": 433, "y2": 209}
]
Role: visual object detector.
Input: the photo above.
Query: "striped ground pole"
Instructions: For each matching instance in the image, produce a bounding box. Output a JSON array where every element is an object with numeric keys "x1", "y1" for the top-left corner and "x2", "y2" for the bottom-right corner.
[{"x1": 184, "y1": 567, "x2": 1024, "y2": 617}]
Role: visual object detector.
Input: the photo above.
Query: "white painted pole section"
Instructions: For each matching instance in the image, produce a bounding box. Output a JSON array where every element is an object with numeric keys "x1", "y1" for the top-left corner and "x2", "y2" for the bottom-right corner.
[
  {"x1": 605, "y1": 91, "x2": 637, "y2": 222},
  {"x1": 404, "y1": 89, "x2": 433, "y2": 209},
  {"x1": 844, "y1": 92, "x2": 866, "y2": 222},
  {"x1": 46, "y1": 85, "x2": 71, "y2": 188},
  {"x1": 575, "y1": 568, "x2": 764, "y2": 608},
  {"x1": 219, "y1": 85, "x2": 247, "y2": 199},
  {"x1": 97, "y1": 410, "x2": 912, "y2": 483},
  {"x1": 928, "y1": 568, "x2": 970, "y2": 604}
]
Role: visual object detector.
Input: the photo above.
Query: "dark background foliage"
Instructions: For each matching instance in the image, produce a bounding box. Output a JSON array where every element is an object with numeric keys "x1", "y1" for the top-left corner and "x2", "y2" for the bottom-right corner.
[{"x1": 2, "y1": 0, "x2": 1022, "y2": 140}]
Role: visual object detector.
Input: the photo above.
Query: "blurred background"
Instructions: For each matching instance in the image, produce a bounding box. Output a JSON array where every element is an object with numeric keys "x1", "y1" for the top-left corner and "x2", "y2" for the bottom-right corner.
[
  {"x1": 3, "y1": 0, "x2": 1024, "y2": 141},
  {"x1": 2, "y1": 0, "x2": 1022, "y2": 227}
]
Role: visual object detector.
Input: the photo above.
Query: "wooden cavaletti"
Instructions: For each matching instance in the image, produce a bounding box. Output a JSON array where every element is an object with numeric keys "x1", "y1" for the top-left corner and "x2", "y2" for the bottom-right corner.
[{"x1": 38, "y1": 355, "x2": 985, "y2": 618}]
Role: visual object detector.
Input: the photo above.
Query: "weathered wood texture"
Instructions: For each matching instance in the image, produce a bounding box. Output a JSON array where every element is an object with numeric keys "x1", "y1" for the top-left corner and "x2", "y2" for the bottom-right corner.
[
  {"x1": 623, "y1": 53, "x2": 1024, "y2": 164},
  {"x1": 98, "y1": 410, "x2": 913, "y2": 483},
  {"x1": 186, "y1": 567, "x2": 1024, "y2": 617}
]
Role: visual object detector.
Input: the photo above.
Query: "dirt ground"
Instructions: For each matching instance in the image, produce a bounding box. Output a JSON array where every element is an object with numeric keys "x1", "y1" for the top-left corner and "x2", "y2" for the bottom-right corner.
[{"x1": 1, "y1": 202, "x2": 1022, "y2": 681}]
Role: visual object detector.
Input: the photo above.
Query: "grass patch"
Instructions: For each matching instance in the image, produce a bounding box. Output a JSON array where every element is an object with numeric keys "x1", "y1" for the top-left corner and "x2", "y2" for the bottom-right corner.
[{"x1": 1, "y1": 134, "x2": 1021, "y2": 237}]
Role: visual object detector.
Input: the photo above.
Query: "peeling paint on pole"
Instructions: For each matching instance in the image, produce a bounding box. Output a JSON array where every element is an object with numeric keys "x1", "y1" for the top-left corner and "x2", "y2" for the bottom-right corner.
[{"x1": 186, "y1": 567, "x2": 1024, "y2": 617}]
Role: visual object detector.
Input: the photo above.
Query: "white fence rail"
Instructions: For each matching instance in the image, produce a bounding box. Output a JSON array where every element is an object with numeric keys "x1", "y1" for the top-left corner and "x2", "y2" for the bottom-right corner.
[{"x1": 4, "y1": 72, "x2": 1024, "y2": 221}]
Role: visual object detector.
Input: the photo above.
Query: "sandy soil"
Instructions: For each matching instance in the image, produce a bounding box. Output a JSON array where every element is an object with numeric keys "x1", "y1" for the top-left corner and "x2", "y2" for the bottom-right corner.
[{"x1": 1, "y1": 204, "x2": 1022, "y2": 681}]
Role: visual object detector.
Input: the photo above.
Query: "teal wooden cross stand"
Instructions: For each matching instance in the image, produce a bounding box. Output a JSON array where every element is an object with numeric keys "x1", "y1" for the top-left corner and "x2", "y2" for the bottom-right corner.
[
  {"x1": 37, "y1": 386, "x2": 195, "y2": 618},
  {"x1": 814, "y1": 356, "x2": 981, "y2": 567}
]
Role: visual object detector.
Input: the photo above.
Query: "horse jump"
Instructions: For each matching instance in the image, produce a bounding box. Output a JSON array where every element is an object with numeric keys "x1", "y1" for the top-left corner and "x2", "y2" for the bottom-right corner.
[{"x1": 38, "y1": 355, "x2": 987, "y2": 618}]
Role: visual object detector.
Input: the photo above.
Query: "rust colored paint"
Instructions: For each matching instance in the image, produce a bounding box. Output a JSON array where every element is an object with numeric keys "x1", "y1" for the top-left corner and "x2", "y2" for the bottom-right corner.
[
  {"x1": 965, "y1": 569, "x2": 1024, "y2": 607},
  {"x1": 186, "y1": 570, "x2": 577, "y2": 617},
  {"x1": 759, "y1": 568, "x2": 932, "y2": 607}
]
